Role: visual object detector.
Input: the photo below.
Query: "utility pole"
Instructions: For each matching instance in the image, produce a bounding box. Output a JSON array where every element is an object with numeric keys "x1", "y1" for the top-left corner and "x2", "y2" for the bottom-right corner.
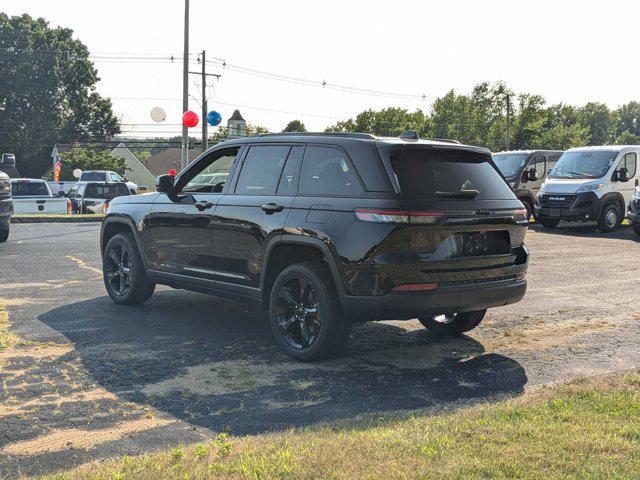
[
  {"x1": 189, "y1": 52, "x2": 220, "y2": 153},
  {"x1": 181, "y1": 0, "x2": 189, "y2": 171},
  {"x1": 201, "y1": 50, "x2": 207, "y2": 151},
  {"x1": 505, "y1": 93, "x2": 511, "y2": 150}
]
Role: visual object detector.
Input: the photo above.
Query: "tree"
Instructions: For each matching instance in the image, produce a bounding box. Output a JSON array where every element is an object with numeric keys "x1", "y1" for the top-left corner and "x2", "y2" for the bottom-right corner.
[
  {"x1": 282, "y1": 120, "x2": 307, "y2": 132},
  {"x1": 209, "y1": 124, "x2": 269, "y2": 144},
  {"x1": 0, "y1": 14, "x2": 120, "y2": 177},
  {"x1": 579, "y1": 102, "x2": 613, "y2": 145},
  {"x1": 614, "y1": 101, "x2": 640, "y2": 139},
  {"x1": 325, "y1": 107, "x2": 430, "y2": 137},
  {"x1": 58, "y1": 147, "x2": 128, "y2": 181}
]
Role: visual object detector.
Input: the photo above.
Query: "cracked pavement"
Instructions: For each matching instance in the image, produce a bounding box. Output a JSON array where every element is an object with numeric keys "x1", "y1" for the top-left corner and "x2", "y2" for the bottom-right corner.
[{"x1": 1, "y1": 223, "x2": 639, "y2": 477}]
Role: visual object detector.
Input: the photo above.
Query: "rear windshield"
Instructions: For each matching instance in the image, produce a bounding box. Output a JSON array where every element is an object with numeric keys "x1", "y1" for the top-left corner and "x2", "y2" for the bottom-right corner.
[
  {"x1": 80, "y1": 172, "x2": 107, "y2": 181},
  {"x1": 85, "y1": 183, "x2": 129, "y2": 198},
  {"x1": 11, "y1": 181, "x2": 50, "y2": 196},
  {"x1": 389, "y1": 148, "x2": 514, "y2": 200}
]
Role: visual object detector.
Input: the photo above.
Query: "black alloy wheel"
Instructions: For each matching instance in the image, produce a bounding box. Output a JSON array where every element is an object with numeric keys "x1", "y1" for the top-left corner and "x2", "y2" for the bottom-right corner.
[
  {"x1": 275, "y1": 277, "x2": 322, "y2": 350},
  {"x1": 105, "y1": 243, "x2": 132, "y2": 298}
]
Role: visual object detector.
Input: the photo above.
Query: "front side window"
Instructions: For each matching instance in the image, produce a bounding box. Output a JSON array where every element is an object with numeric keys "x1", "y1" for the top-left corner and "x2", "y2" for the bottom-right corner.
[
  {"x1": 182, "y1": 149, "x2": 239, "y2": 193},
  {"x1": 299, "y1": 146, "x2": 362, "y2": 196},
  {"x1": 533, "y1": 155, "x2": 546, "y2": 179},
  {"x1": 618, "y1": 152, "x2": 637, "y2": 178},
  {"x1": 235, "y1": 146, "x2": 290, "y2": 195},
  {"x1": 549, "y1": 150, "x2": 618, "y2": 179}
]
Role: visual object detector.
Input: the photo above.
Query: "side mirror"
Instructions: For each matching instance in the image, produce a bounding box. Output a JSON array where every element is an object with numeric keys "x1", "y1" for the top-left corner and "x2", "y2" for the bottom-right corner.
[
  {"x1": 156, "y1": 174, "x2": 175, "y2": 195},
  {"x1": 618, "y1": 167, "x2": 629, "y2": 182}
]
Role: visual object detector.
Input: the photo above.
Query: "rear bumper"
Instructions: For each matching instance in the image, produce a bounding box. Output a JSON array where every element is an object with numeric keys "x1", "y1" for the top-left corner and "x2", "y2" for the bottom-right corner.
[{"x1": 340, "y1": 279, "x2": 527, "y2": 321}]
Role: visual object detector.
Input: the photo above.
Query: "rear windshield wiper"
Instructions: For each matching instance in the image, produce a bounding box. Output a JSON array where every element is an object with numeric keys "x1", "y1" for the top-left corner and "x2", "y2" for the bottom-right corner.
[{"x1": 436, "y1": 189, "x2": 479, "y2": 199}]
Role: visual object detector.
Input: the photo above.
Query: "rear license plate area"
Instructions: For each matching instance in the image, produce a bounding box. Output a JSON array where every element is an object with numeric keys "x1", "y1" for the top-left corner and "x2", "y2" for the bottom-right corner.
[{"x1": 447, "y1": 231, "x2": 510, "y2": 258}]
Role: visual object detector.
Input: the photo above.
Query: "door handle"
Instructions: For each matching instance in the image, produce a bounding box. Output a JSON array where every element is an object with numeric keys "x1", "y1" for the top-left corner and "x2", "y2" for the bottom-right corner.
[
  {"x1": 195, "y1": 201, "x2": 214, "y2": 211},
  {"x1": 261, "y1": 203, "x2": 284, "y2": 214}
]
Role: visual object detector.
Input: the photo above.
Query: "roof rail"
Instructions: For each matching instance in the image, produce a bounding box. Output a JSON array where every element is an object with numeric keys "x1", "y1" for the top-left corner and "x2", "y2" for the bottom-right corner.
[
  {"x1": 399, "y1": 130, "x2": 419, "y2": 140},
  {"x1": 427, "y1": 138, "x2": 462, "y2": 144},
  {"x1": 253, "y1": 132, "x2": 376, "y2": 140}
]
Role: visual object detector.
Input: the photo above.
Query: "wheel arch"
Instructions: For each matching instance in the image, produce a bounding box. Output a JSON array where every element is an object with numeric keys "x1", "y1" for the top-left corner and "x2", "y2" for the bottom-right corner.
[
  {"x1": 598, "y1": 192, "x2": 626, "y2": 219},
  {"x1": 101, "y1": 216, "x2": 149, "y2": 268},
  {"x1": 260, "y1": 235, "x2": 345, "y2": 307}
]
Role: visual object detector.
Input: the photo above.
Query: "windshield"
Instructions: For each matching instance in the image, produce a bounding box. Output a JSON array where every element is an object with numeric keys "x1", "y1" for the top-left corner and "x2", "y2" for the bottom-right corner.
[
  {"x1": 85, "y1": 183, "x2": 129, "y2": 198},
  {"x1": 389, "y1": 148, "x2": 515, "y2": 200},
  {"x1": 549, "y1": 150, "x2": 618, "y2": 179},
  {"x1": 11, "y1": 181, "x2": 50, "y2": 196},
  {"x1": 492, "y1": 153, "x2": 529, "y2": 179},
  {"x1": 80, "y1": 172, "x2": 106, "y2": 181}
]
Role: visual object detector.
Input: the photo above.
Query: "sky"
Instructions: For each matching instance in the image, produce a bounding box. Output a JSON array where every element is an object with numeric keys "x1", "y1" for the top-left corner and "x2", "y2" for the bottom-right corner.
[{"x1": 4, "y1": 0, "x2": 640, "y2": 138}]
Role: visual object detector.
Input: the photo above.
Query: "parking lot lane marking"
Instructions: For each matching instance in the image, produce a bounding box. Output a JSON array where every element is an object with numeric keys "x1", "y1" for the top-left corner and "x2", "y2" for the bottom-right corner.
[{"x1": 65, "y1": 255, "x2": 102, "y2": 275}]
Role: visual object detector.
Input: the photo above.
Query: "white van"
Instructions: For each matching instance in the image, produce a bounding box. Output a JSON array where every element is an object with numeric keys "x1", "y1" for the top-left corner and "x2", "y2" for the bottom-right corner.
[{"x1": 534, "y1": 145, "x2": 639, "y2": 232}]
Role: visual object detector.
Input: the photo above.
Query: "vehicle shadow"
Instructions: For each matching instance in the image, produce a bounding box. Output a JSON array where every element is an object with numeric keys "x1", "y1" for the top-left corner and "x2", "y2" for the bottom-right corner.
[
  {"x1": 529, "y1": 222, "x2": 638, "y2": 240},
  {"x1": 1, "y1": 290, "x2": 526, "y2": 473}
]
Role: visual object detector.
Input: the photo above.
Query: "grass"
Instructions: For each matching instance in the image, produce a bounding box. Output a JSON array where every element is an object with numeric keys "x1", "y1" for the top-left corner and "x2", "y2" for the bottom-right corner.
[
  {"x1": 11, "y1": 214, "x2": 103, "y2": 223},
  {"x1": 37, "y1": 371, "x2": 640, "y2": 480}
]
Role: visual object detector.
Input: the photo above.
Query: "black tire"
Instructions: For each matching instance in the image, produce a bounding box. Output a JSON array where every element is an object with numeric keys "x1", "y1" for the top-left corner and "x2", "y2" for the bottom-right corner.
[
  {"x1": 597, "y1": 203, "x2": 620, "y2": 233},
  {"x1": 0, "y1": 229, "x2": 8, "y2": 243},
  {"x1": 418, "y1": 309, "x2": 487, "y2": 336},
  {"x1": 269, "y1": 261, "x2": 351, "y2": 361},
  {"x1": 103, "y1": 232, "x2": 155, "y2": 305},
  {"x1": 539, "y1": 218, "x2": 560, "y2": 229},
  {"x1": 633, "y1": 225, "x2": 640, "y2": 236},
  {"x1": 521, "y1": 199, "x2": 533, "y2": 222}
]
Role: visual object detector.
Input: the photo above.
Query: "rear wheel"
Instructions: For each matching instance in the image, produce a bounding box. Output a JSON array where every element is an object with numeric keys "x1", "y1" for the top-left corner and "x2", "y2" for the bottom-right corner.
[
  {"x1": 103, "y1": 232, "x2": 155, "y2": 305},
  {"x1": 539, "y1": 218, "x2": 560, "y2": 229},
  {"x1": 418, "y1": 309, "x2": 487, "y2": 335},
  {"x1": 269, "y1": 262, "x2": 351, "y2": 361},
  {"x1": 0, "y1": 228, "x2": 8, "y2": 243},
  {"x1": 597, "y1": 203, "x2": 620, "y2": 232}
]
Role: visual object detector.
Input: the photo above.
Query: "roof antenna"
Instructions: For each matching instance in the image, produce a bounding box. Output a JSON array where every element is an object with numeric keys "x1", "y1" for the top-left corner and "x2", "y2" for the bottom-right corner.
[{"x1": 399, "y1": 130, "x2": 419, "y2": 140}]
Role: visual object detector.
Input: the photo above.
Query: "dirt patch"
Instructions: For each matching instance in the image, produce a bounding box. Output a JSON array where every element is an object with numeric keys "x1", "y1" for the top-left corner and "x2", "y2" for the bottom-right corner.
[{"x1": 2, "y1": 416, "x2": 174, "y2": 456}]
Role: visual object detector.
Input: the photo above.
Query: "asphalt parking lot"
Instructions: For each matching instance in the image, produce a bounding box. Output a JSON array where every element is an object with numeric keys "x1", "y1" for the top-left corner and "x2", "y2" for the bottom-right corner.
[{"x1": 1, "y1": 223, "x2": 639, "y2": 476}]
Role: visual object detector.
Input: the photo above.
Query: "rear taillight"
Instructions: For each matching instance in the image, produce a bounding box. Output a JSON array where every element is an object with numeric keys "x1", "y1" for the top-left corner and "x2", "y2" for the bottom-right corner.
[
  {"x1": 66, "y1": 199, "x2": 72, "y2": 214},
  {"x1": 512, "y1": 209, "x2": 528, "y2": 222},
  {"x1": 515, "y1": 272, "x2": 526, "y2": 282},
  {"x1": 354, "y1": 209, "x2": 443, "y2": 224}
]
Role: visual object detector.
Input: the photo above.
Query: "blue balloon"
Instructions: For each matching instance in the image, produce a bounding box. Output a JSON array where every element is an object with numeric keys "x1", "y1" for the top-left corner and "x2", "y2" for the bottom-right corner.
[{"x1": 207, "y1": 110, "x2": 222, "y2": 126}]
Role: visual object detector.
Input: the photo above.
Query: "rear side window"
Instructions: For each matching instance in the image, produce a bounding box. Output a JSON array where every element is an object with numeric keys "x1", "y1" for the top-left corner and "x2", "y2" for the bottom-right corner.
[
  {"x1": 389, "y1": 148, "x2": 515, "y2": 200},
  {"x1": 299, "y1": 146, "x2": 362, "y2": 196},
  {"x1": 11, "y1": 181, "x2": 49, "y2": 196},
  {"x1": 235, "y1": 146, "x2": 289, "y2": 195}
]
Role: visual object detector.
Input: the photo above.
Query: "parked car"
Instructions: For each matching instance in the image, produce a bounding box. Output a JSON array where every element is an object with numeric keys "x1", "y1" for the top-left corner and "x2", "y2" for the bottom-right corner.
[
  {"x1": 492, "y1": 150, "x2": 563, "y2": 220},
  {"x1": 100, "y1": 131, "x2": 529, "y2": 360},
  {"x1": 68, "y1": 181, "x2": 131, "y2": 214},
  {"x1": 628, "y1": 185, "x2": 640, "y2": 236},
  {"x1": 79, "y1": 170, "x2": 138, "y2": 194},
  {"x1": 534, "y1": 145, "x2": 639, "y2": 232},
  {"x1": 0, "y1": 171, "x2": 12, "y2": 242},
  {"x1": 10, "y1": 178, "x2": 71, "y2": 214}
]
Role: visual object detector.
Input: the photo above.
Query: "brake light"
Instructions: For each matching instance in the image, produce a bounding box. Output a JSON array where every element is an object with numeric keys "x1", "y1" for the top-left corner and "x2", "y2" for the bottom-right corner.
[
  {"x1": 66, "y1": 199, "x2": 72, "y2": 214},
  {"x1": 515, "y1": 272, "x2": 526, "y2": 282},
  {"x1": 512, "y1": 208, "x2": 528, "y2": 222},
  {"x1": 392, "y1": 283, "x2": 438, "y2": 292},
  {"x1": 354, "y1": 209, "x2": 443, "y2": 224}
]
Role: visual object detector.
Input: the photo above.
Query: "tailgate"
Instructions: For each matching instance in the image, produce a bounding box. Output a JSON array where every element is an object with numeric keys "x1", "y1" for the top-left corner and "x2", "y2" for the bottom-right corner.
[{"x1": 13, "y1": 198, "x2": 68, "y2": 214}]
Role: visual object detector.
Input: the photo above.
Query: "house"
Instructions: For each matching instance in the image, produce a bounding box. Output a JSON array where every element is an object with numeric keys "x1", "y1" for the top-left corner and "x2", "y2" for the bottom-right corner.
[
  {"x1": 145, "y1": 148, "x2": 203, "y2": 177},
  {"x1": 227, "y1": 110, "x2": 247, "y2": 139},
  {"x1": 51, "y1": 143, "x2": 157, "y2": 189}
]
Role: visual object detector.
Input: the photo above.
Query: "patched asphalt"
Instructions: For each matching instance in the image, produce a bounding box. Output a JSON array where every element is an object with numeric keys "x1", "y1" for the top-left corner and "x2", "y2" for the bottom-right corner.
[{"x1": 1, "y1": 223, "x2": 639, "y2": 476}]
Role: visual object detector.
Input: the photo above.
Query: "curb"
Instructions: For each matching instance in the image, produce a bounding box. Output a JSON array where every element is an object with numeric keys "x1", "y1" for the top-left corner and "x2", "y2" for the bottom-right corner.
[{"x1": 11, "y1": 215, "x2": 104, "y2": 223}]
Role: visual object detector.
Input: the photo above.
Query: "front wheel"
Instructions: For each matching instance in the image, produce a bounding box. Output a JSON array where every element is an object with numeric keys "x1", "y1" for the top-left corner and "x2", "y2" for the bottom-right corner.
[
  {"x1": 103, "y1": 232, "x2": 155, "y2": 305},
  {"x1": 269, "y1": 262, "x2": 351, "y2": 361},
  {"x1": 597, "y1": 203, "x2": 620, "y2": 232},
  {"x1": 539, "y1": 218, "x2": 560, "y2": 229},
  {"x1": 0, "y1": 229, "x2": 8, "y2": 243},
  {"x1": 418, "y1": 309, "x2": 487, "y2": 335}
]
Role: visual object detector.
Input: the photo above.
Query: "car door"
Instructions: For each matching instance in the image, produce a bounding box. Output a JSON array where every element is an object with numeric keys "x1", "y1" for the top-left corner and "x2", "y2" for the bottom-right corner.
[
  {"x1": 146, "y1": 147, "x2": 241, "y2": 283},
  {"x1": 614, "y1": 151, "x2": 638, "y2": 205},
  {"x1": 212, "y1": 144, "x2": 301, "y2": 293},
  {"x1": 528, "y1": 154, "x2": 547, "y2": 195}
]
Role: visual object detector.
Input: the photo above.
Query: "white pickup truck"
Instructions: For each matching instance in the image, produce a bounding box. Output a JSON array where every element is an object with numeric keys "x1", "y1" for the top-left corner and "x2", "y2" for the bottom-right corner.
[{"x1": 11, "y1": 179, "x2": 71, "y2": 214}]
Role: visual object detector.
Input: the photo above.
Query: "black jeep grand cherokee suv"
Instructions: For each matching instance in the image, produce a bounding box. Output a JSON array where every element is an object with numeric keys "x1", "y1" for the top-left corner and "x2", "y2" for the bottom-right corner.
[{"x1": 101, "y1": 132, "x2": 529, "y2": 360}]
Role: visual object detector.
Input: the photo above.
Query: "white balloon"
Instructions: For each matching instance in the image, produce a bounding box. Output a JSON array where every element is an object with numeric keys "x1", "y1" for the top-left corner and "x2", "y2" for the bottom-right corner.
[
  {"x1": 150, "y1": 106, "x2": 167, "y2": 122},
  {"x1": 73, "y1": 168, "x2": 82, "y2": 179}
]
